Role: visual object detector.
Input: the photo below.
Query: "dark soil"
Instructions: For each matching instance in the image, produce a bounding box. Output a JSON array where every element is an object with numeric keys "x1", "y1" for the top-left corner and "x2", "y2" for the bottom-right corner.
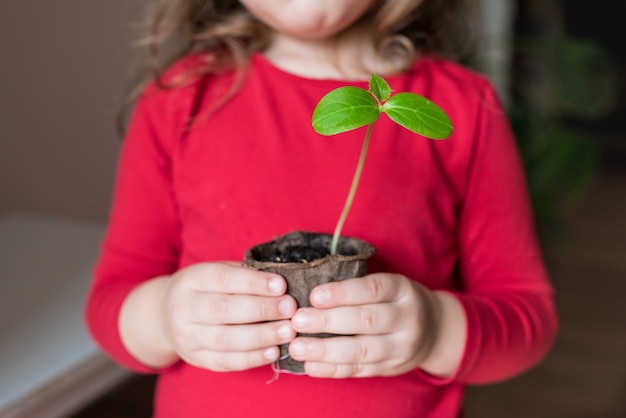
[
  {"x1": 244, "y1": 231, "x2": 376, "y2": 373},
  {"x1": 266, "y1": 245, "x2": 331, "y2": 263}
]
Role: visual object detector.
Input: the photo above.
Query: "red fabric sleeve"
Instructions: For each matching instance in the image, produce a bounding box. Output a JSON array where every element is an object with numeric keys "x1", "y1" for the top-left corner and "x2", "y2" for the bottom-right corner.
[
  {"x1": 84, "y1": 80, "x2": 191, "y2": 372},
  {"x1": 432, "y1": 83, "x2": 557, "y2": 384}
]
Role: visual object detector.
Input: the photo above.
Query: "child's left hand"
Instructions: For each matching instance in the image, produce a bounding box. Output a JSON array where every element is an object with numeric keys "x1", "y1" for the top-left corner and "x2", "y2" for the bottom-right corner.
[{"x1": 288, "y1": 273, "x2": 444, "y2": 378}]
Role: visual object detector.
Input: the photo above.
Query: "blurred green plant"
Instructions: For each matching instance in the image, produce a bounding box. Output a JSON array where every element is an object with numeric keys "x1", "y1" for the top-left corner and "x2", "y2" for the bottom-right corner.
[{"x1": 507, "y1": 35, "x2": 619, "y2": 230}]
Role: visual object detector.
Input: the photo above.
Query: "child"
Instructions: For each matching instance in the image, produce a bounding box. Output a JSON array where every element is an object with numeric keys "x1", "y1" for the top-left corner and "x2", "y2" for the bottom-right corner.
[{"x1": 85, "y1": 0, "x2": 558, "y2": 416}]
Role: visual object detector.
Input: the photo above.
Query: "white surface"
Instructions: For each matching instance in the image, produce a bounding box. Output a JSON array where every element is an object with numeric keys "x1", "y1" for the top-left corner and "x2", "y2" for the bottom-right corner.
[
  {"x1": 1, "y1": 353, "x2": 128, "y2": 418},
  {"x1": 0, "y1": 213, "x2": 128, "y2": 414}
]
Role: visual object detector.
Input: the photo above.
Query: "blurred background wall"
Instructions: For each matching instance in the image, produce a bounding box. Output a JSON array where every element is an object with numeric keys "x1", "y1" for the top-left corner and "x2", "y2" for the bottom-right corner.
[{"x1": 0, "y1": 1, "x2": 141, "y2": 222}]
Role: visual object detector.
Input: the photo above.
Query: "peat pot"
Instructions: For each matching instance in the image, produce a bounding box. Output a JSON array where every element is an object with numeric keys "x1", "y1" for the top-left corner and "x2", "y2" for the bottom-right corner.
[{"x1": 243, "y1": 230, "x2": 376, "y2": 374}]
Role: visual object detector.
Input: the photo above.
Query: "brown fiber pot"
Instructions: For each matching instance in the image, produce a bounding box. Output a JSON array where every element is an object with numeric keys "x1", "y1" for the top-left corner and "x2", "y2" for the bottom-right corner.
[{"x1": 243, "y1": 230, "x2": 376, "y2": 374}]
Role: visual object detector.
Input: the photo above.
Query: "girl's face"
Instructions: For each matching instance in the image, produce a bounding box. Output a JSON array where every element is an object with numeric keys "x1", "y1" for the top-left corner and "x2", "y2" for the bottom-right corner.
[{"x1": 238, "y1": 0, "x2": 378, "y2": 40}]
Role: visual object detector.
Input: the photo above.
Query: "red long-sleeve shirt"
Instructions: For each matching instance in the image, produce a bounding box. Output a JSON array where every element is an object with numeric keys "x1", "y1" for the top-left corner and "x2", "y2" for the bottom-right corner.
[{"x1": 85, "y1": 53, "x2": 557, "y2": 417}]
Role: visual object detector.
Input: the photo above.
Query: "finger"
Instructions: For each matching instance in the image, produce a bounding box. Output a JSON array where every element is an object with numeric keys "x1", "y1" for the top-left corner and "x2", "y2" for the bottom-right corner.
[
  {"x1": 188, "y1": 320, "x2": 295, "y2": 352},
  {"x1": 191, "y1": 293, "x2": 297, "y2": 325},
  {"x1": 292, "y1": 304, "x2": 400, "y2": 335},
  {"x1": 310, "y1": 273, "x2": 406, "y2": 308},
  {"x1": 304, "y1": 359, "x2": 397, "y2": 379},
  {"x1": 289, "y1": 335, "x2": 399, "y2": 365},
  {"x1": 184, "y1": 346, "x2": 282, "y2": 372},
  {"x1": 187, "y1": 263, "x2": 287, "y2": 296}
]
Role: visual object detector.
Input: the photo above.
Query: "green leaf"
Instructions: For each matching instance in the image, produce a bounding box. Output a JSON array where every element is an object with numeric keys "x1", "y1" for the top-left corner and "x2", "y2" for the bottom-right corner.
[
  {"x1": 368, "y1": 74, "x2": 392, "y2": 102},
  {"x1": 382, "y1": 93, "x2": 453, "y2": 139},
  {"x1": 312, "y1": 86, "x2": 380, "y2": 135}
]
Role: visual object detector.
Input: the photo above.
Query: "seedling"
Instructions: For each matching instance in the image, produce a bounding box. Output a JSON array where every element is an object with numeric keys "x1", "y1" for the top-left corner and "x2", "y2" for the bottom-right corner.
[{"x1": 312, "y1": 74, "x2": 453, "y2": 255}]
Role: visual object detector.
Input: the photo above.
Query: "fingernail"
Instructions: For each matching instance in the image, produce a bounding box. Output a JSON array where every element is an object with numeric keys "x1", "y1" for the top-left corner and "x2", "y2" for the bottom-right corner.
[
  {"x1": 311, "y1": 288, "x2": 330, "y2": 305},
  {"x1": 277, "y1": 324, "x2": 293, "y2": 340},
  {"x1": 292, "y1": 312, "x2": 310, "y2": 329},
  {"x1": 307, "y1": 362, "x2": 321, "y2": 374},
  {"x1": 264, "y1": 347, "x2": 278, "y2": 361},
  {"x1": 290, "y1": 340, "x2": 306, "y2": 357},
  {"x1": 278, "y1": 297, "x2": 294, "y2": 316},
  {"x1": 268, "y1": 276, "x2": 283, "y2": 294}
]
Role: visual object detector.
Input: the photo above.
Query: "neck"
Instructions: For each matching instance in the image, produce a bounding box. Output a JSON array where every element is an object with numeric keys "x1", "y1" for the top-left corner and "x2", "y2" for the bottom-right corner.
[{"x1": 262, "y1": 27, "x2": 393, "y2": 81}]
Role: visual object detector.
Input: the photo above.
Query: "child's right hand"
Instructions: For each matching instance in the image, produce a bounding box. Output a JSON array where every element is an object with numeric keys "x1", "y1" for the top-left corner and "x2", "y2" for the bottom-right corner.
[{"x1": 120, "y1": 262, "x2": 297, "y2": 372}]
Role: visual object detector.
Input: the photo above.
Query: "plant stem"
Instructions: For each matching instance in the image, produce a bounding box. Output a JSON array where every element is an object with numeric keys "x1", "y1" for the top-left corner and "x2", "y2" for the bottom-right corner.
[{"x1": 331, "y1": 123, "x2": 374, "y2": 255}]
